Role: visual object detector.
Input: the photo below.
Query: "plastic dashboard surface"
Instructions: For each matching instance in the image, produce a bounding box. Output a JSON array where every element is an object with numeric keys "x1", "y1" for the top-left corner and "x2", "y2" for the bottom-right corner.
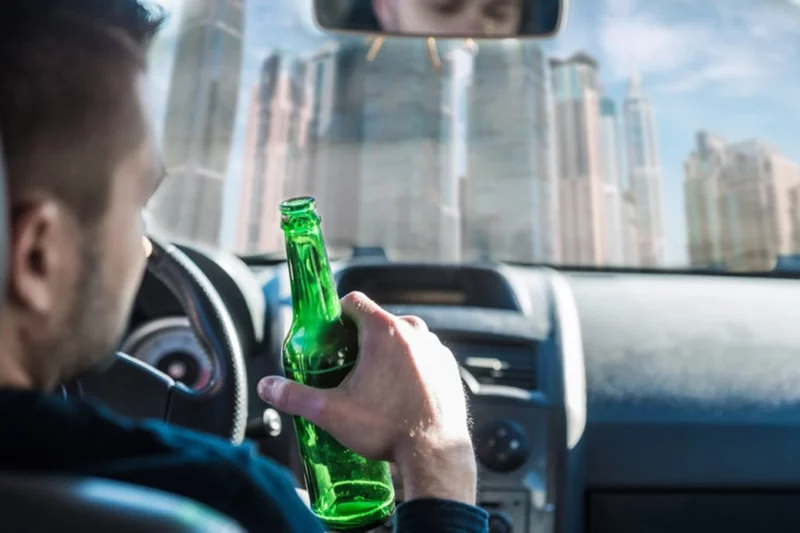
[
  {"x1": 257, "y1": 260, "x2": 800, "y2": 532},
  {"x1": 568, "y1": 271, "x2": 800, "y2": 489}
]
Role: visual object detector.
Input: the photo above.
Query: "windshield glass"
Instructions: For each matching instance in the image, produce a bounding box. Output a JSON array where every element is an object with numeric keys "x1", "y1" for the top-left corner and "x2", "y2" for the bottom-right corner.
[{"x1": 145, "y1": 0, "x2": 800, "y2": 272}]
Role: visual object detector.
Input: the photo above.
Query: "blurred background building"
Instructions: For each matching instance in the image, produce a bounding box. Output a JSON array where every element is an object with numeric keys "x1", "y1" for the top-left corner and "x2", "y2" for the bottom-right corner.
[
  {"x1": 684, "y1": 131, "x2": 800, "y2": 271},
  {"x1": 152, "y1": 0, "x2": 245, "y2": 247}
]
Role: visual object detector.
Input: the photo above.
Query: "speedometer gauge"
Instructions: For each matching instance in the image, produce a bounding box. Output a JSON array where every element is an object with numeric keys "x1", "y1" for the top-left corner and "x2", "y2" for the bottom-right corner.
[{"x1": 121, "y1": 317, "x2": 215, "y2": 392}]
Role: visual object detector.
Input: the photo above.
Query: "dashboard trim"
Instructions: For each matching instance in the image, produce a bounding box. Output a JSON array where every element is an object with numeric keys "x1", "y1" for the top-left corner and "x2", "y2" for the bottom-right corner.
[
  {"x1": 545, "y1": 269, "x2": 587, "y2": 533},
  {"x1": 547, "y1": 270, "x2": 586, "y2": 449}
]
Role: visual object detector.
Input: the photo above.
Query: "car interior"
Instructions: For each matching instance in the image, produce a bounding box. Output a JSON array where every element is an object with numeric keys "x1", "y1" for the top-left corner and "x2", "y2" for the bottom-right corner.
[
  {"x1": 9, "y1": 213, "x2": 800, "y2": 533},
  {"x1": 4, "y1": 0, "x2": 800, "y2": 532}
]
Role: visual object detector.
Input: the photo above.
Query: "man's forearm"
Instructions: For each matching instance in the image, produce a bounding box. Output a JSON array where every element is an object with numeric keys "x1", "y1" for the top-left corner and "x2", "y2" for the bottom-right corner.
[
  {"x1": 396, "y1": 439, "x2": 478, "y2": 505},
  {"x1": 392, "y1": 439, "x2": 488, "y2": 532}
]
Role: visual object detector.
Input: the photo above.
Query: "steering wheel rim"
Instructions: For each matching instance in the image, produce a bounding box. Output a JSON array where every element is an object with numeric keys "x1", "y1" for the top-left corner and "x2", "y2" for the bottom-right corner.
[
  {"x1": 72, "y1": 237, "x2": 248, "y2": 444},
  {"x1": 147, "y1": 237, "x2": 248, "y2": 443}
]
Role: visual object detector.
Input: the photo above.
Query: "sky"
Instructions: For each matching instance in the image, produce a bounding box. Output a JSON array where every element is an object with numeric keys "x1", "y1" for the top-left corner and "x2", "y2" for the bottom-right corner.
[{"x1": 146, "y1": 0, "x2": 800, "y2": 266}]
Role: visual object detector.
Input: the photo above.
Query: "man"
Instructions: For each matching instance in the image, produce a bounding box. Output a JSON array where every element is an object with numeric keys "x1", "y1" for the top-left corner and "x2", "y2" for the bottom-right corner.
[
  {"x1": 0, "y1": 1, "x2": 487, "y2": 532},
  {"x1": 371, "y1": 0, "x2": 523, "y2": 37}
]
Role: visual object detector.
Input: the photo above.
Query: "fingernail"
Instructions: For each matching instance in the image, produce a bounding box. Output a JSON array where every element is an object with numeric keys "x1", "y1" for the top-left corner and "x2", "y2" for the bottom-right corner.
[{"x1": 258, "y1": 376, "x2": 277, "y2": 402}]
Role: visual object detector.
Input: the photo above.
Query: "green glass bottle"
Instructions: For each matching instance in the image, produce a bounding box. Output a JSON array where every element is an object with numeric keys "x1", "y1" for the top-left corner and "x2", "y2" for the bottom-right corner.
[{"x1": 279, "y1": 197, "x2": 395, "y2": 532}]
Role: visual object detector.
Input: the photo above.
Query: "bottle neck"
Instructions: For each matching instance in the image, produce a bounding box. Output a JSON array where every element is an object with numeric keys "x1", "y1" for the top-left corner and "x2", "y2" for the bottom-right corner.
[{"x1": 284, "y1": 224, "x2": 341, "y2": 324}]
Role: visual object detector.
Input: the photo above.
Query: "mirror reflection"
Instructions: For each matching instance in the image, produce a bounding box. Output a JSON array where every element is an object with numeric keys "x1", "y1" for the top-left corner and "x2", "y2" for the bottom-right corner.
[{"x1": 314, "y1": 0, "x2": 564, "y2": 39}]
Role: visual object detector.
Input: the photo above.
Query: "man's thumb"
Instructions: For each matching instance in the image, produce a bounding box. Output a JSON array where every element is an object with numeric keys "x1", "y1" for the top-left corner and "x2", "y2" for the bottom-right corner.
[{"x1": 257, "y1": 376, "x2": 331, "y2": 426}]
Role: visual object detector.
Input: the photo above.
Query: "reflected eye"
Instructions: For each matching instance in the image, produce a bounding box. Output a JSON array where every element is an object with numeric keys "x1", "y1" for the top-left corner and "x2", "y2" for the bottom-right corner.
[
  {"x1": 430, "y1": 0, "x2": 462, "y2": 15},
  {"x1": 486, "y1": 0, "x2": 516, "y2": 21}
]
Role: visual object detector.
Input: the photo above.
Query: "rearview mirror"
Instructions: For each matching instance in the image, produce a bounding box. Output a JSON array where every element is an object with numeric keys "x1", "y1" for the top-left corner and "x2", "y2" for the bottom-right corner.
[{"x1": 314, "y1": 0, "x2": 564, "y2": 39}]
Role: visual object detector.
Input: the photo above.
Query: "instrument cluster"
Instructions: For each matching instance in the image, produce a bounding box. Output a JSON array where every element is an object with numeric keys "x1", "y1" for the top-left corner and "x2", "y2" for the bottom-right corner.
[{"x1": 121, "y1": 317, "x2": 215, "y2": 392}]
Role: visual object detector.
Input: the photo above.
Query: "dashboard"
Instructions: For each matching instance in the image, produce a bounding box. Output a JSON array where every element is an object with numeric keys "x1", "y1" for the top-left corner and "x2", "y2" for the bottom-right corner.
[{"x1": 122, "y1": 245, "x2": 800, "y2": 533}]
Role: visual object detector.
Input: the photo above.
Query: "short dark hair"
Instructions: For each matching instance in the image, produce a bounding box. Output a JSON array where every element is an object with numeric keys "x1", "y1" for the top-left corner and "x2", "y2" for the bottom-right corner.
[{"x1": 0, "y1": 0, "x2": 165, "y2": 225}]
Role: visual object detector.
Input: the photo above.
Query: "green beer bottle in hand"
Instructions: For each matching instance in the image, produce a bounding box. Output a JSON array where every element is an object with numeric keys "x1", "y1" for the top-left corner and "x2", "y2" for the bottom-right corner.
[{"x1": 279, "y1": 197, "x2": 395, "y2": 532}]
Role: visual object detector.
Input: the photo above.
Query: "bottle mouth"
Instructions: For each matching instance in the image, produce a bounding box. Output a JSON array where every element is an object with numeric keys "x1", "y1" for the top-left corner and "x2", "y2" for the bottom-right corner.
[
  {"x1": 280, "y1": 196, "x2": 320, "y2": 230},
  {"x1": 280, "y1": 196, "x2": 316, "y2": 214}
]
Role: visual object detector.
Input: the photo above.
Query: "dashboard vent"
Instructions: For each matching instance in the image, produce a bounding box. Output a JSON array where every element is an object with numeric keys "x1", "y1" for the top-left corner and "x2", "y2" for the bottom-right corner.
[{"x1": 449, "y1": 341, "x2": 538, "y2": 391}]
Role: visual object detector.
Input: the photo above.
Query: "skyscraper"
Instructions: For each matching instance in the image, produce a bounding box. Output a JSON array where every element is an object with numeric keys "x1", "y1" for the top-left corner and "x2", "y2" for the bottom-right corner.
[
  {"x1": 719, "y1": 140, "x2": 800, "y2": 270},
  {"x1": 550, "y1": 52, "x2": 607, "y2": 265},
  {"x1": 356, "y1": 39, "x2": 446, "y2": 260},
  {"x1": 464, "y1": 41, "x2": 554, "y2": 263},
  {"x1": 300, "y1": 41, "x2": 366, "y2": 253},
  {"x1": 235, "y1": 52, "x2": 312, "y2": 255},
  {"x1": 150, "y1": 0, "x2": 244, "y2": 247},
  {"x1": 683, "y1": 131, "x2": 726, "y2": 268},
  {"x1": 684, "y1": 132, "x2": 800, "y2": 270},
  {"x1": 599, "y1": 97, "x2": 626, "y2": 265},
  {"x1": 790, "y1": 185, "x2": 800, "y2": 253},
  {"x1": 439, "y1": 46, "x2": 472, "y2": 263},
  {"x1": 623, "y1": 72, "x2": 665, "y2": 266},
  {"x1": 622, "y1": 191, "x2": 640, "y2": 266},
  {"x1": 300, "y1": 39, "x2": 448, "y2": 260}
]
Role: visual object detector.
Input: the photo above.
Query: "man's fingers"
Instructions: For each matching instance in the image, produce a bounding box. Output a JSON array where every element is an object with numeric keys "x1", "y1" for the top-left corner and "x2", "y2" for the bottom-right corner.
[
  {"x1": 257, "y1": 376, "x2": 334, "y2": 427},
  {"x1": 340, "y1": 291, "x2": 391, "y2": 327},
  {"x1": 397, "y1": 315, "x2": 428, "y2": 331}
]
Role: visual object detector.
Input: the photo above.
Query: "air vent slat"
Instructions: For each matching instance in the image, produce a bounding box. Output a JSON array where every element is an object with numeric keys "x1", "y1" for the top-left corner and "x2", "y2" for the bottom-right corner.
[{"x1": 448, "y1": 341, "x2": 538, "y2": 391}]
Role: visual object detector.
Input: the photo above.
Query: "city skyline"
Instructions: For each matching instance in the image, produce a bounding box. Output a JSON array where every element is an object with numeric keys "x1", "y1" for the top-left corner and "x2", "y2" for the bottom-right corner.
[
  {"x1": 553, "y1": 0, "x2": 800, "y2": 265},
  {"x1": 145, "y1": 0, "x2": 800, "y2": 267},
  {"x1": 235, "y1": 43, "x2": 659, "y2": 266}
]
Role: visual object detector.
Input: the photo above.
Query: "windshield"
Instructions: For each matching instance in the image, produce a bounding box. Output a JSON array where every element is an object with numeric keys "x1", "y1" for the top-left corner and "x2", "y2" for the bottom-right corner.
[{"x1": 145, "y1": 0, "x2": 800, "y2": 272}]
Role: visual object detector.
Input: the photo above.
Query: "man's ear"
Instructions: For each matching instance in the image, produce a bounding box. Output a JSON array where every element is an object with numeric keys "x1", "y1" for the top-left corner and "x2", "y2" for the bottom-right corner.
[{"x1": 8, "y1": 201, "x2": 78, "y2": 315}]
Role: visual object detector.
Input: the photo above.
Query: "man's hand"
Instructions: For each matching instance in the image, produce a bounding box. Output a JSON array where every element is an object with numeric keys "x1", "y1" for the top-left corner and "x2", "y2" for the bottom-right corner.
[{"x1": 257, "y1": 291, "x2": 477, "y2": 505}]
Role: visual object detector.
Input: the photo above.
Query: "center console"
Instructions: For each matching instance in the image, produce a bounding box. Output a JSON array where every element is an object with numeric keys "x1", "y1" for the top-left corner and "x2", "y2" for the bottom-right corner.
[
  {"x1": 333, "y1": 261, "x2": 587, "y2": 533},
  {"x1": 257, "y1": 259, "x2": 585, "y2": 532}
]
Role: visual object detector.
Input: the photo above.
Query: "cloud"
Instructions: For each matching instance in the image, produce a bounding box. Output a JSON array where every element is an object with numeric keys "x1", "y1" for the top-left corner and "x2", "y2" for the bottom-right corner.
[
  {"x1": 601, "y1": 14, "x2": 703, "y2": 77},
  {"x1": 591, "y1": 0, "x2": 800, "y2": 96}
]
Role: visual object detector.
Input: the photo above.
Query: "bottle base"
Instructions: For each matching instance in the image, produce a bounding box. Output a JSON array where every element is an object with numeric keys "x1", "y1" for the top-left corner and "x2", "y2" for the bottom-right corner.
[
  {"x1": 313, "y1": 482, "x2": 395, "y2": 532},
  {"x1": 317, "y1": 500, "x2": 396, "y2": 532}
]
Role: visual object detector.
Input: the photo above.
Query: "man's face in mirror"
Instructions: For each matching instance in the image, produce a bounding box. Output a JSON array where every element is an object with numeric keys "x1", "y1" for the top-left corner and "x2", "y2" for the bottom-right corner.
[{"x1": 373, "y1": 0, "x2": 523, "y2": 37}]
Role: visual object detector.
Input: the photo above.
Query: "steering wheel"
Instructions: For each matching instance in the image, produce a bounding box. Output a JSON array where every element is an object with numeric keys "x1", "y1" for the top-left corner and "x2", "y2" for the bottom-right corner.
[{"x1": 68, "y1": 237, "x2": 248, "y2": 444}]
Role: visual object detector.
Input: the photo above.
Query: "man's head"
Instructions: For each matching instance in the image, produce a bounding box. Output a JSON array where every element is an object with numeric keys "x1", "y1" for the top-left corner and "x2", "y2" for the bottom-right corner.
[
  {"x1": 372, "y1": 0, "x2": 523, "y2": 37},
  {"x1": 0, "y1": 0, "x2": 165, "y2": 390}
]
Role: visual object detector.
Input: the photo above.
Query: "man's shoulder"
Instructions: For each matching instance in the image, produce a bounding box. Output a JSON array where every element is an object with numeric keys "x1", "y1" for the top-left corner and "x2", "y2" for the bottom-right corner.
[
  {"x1": 0, "y1": 388, "x2": 249, "y2": 463},
  {"x1": 0, "y1": 388, "x2": 279, "y2": 474},
  {"x1": 0, "y1": 388, "x2": 324, "y2": 532}
]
